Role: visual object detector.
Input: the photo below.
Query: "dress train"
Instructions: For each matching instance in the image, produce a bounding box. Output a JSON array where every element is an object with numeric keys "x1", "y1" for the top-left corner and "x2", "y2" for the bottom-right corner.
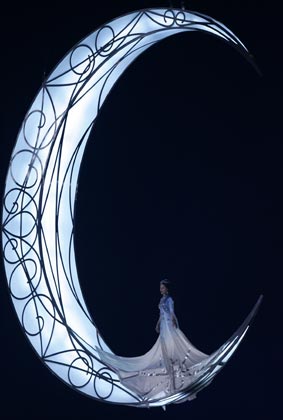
[{"x1": 96, "y1": 295, "x2": 209, "y2": 400}]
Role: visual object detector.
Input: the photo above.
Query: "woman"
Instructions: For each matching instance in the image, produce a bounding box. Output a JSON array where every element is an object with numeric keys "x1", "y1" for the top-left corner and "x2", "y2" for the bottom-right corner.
[
  {"x1": 156, "y1": 279, "x2": 179, "y2": 333},
  {"x1": 95, "y1": 279, "x2": 208, "y2": 401}
]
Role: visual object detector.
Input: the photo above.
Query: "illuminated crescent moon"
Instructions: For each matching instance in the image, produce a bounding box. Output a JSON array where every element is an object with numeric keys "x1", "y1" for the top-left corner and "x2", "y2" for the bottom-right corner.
[{"x1": 2, "y1": 8, "x2": 261, "y2": 408}]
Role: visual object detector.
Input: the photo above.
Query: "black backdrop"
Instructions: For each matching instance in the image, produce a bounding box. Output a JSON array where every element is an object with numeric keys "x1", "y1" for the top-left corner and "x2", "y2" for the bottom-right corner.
[{"x1": 1, "y1": 1, "x2": 281, "y2": 419}]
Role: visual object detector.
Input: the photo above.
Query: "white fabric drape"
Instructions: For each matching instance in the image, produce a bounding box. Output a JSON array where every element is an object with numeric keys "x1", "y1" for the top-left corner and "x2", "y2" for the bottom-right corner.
[{"x1": 96, "y1": 295, "x2": 208, "y2": 400}]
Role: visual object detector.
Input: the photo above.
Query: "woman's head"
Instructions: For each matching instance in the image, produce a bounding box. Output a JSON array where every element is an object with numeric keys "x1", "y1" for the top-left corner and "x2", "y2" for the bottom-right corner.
[{"x1": 160, "y1": 278, "x2": 171, "y2": 295}]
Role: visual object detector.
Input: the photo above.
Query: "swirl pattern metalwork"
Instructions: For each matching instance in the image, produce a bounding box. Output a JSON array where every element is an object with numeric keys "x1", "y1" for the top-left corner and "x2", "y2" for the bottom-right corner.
[{"x1": 1, "y1": 8, "x2": 260, "y2": 408}]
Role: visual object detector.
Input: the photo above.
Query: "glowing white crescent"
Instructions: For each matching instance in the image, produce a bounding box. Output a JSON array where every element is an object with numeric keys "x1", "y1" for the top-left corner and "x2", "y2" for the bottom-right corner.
[{"x1": 1, "y1": 8, "x2": 261, "y2": 408}]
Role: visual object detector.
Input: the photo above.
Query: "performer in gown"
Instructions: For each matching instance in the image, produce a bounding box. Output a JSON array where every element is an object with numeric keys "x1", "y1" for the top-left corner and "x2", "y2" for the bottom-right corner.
[{"x1": 95, "y1": 279, "x2": 208, "y2": 401}]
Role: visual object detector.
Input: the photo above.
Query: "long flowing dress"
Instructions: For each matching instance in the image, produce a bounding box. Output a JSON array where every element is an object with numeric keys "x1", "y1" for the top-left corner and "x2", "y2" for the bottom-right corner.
[{"x1": 95, "y1": 294, "x2": 208, "y2": 400}]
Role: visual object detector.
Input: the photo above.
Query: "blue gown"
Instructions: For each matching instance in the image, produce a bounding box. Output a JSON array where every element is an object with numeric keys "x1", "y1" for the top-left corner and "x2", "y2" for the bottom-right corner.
[{"x1": 95, "y1": 294, "x2": 208, "y2": 400}]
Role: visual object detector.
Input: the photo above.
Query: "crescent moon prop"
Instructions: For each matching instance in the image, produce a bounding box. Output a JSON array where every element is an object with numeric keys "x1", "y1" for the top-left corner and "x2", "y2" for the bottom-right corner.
[{"x1": 2, "y1": 8, "x2": 262, "y2": 408}]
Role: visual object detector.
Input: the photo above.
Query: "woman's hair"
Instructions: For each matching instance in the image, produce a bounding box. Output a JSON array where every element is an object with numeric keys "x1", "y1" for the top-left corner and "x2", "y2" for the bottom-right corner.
[{"x1": 160, "y1": 278, "x2": 172, "y2": 293}]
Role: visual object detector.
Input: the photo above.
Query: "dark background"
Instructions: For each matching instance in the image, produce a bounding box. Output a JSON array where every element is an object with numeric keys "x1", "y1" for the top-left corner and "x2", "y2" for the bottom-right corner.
[{"x1": 1, "y1": 0, "x2": 281, "y2": 419}]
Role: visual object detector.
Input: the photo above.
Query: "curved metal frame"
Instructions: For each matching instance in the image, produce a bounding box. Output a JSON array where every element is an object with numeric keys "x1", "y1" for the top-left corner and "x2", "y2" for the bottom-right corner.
[{"x1": 1, "y1": 7, "x2": 261, "y2": 408}]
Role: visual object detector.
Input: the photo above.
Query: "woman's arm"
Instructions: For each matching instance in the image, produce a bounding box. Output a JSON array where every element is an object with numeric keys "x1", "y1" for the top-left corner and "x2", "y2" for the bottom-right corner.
[
  {"x1": 155, "y1": 317, "x2": 160, "y2": 333},
  {"x1": 168, "y1": 298, "x2": 179, "y2": 328}
]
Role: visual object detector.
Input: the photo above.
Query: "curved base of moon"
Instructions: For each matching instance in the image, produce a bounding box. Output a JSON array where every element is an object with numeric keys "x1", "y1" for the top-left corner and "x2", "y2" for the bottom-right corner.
[{"x1": 97, "y1": 295, "x2": 263, "y2": 407}]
